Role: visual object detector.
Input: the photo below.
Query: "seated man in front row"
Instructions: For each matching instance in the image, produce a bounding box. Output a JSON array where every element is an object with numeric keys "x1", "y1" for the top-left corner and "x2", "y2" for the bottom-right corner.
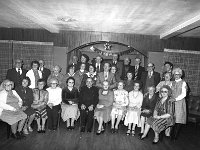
[{"x1": 79, "y1": 77, "x2": 99, "y2": 132}]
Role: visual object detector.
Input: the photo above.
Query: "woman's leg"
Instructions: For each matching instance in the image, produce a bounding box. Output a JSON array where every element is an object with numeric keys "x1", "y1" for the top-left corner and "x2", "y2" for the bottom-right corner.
[
  {"x1": 153, "y1": 132, "x2": 159, "y2": 143},
  {"x1": 17, "y1": 118, "x2": 26, "y2": 133},
  {"x1": 11, "y1": 122, "x2": 18, "y2": 134},
  {"x1": 27, "y1": 114, "x2": 35, "y2": 132},
  {"x1": 115, "y1": 115, "x2": 122, "y2": 129},
  {"x1": 66, "y1": 119, "x2": 70, "y2": 128},
  {"x1": 140, "y1": 116, "x2": 145, "y2": 134},
  {"x1": 141, "y1": 123, "x2": 150, "y2": 138},
  {"x1": 111, "y1": 114, "x2": 115, "y2": 129},
  {"x1": 71, "y1": 118, "x2": 75, "y2": 128},
  {"x1": 126, "y1": 123, "x2": 132, "y2": 135},
  {"x1": 36, "y1": 118, "x2": 41, "y2": 131},
  {"x1": 41, "y1": 117, "x2": 47, "y2": 131}
]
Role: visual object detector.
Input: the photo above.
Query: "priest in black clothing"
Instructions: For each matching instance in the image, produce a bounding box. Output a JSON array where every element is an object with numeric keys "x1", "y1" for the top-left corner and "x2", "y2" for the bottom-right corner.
[{"x1": 79, "y1": 77, "x2": 99, "y2": 132}]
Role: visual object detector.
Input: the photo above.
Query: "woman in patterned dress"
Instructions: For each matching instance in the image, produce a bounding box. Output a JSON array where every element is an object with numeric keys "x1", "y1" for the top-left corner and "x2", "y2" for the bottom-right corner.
[
  {"x1": 110, "y1": 81, "x2": 128, "y2": 133},
  {"x1": 0, "y1": 80, "x2": 27, "y2": 139},
  {"x1": 170, "y1": 68, "x2": 187, "y2": 141},
  {"x1": 140, "y1": 85, "x2": 175, "y2": 144},
  {"x1": 124, "y1": 81, "x2": 143, "y2": 136},
  {"x1": 94, "y1": 80, "x2": 114, "y2": 135}
]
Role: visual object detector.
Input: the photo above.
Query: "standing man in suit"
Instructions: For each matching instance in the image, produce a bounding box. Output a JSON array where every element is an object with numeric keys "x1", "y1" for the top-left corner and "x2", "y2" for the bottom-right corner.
[
  {"x1": 121, "y1": 57, "x2": 132, "y2": 80},
  {"x1": 39, "y1": 60, "x2": 51, "y2": 89},
  {"x1": 96, "y1": 62, "x2": 117, "y2": 89},
  {"x1": 69, "y1": 56, "x2": 79, "y2": 72},
  {"x1": 110, "y1": 54, "x2": 123, "y2": 79},
  {"x1": 6, "y1": 59, "x2": 27, "y2": 88},
  {"x1": 141, "y1": 62, "x2": 161, "y2": 94},
  {"x1": 92, "y1": 56, "x2": 104, "y2": 74},
  {"x1": 132, "y1": 58, "x2": 145, "y2": 81}
]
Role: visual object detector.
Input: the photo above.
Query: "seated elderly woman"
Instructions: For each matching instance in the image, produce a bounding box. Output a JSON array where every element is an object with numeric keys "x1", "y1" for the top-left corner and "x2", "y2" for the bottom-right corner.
[
  {"x1": 0, "y1": 80, "x2": 27, "y2": 139},
  {"x1": 32, "y1": 79, "x2": 48, "y2": 133},
  {"x1": 47, "y1": 65, "x2": 65, "y2": 89},
  {"x1": 139, "y1": 86, "x2": 158, "y2": 137},
  {"x1": 94, "y1": 81, "x2": 114, "y2": 135},
  {"x1": 15, "y1": 77, "x2": 35, "y2": 135},
  {"x1": 110, "y1": 81, "x2": 128, "y2": 133},
  {"x1": 61, "y1": 77, "x2": 79, "y2": 130},
  {"x1": 140, "y1": 85, "x2": 175, "y2": 144}
]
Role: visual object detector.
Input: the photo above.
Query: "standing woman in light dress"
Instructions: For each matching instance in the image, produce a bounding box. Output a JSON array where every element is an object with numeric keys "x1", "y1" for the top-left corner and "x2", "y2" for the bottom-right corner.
[
  {"x1": 124, "y1": 81, "x2": 143, "y2": 136},
  {"x1": 170, "y1": 68, "x2": 187, "y2": 141},
  {"x1": 94, "y1": 81, "x2": 114, "y2": 135},
  {"x1": 110, "y1": 81, "x2": 128, "y2": 133}
]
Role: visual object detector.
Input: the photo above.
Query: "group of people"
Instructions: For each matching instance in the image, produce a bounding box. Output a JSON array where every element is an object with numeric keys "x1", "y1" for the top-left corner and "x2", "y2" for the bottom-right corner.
[{"x1": 0, "y1": 54, "x2": 187, "y2": 145}]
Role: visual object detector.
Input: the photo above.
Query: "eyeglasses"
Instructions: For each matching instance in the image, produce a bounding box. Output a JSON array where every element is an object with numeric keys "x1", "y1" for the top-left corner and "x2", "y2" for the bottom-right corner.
[
  {"x1": 5, "y1": 84, "x2": 12, "y2": 86},
  {"x1": 161, "y1": 90, "x2": 168, "y2": 93},
  {"x1": 51, "y1": 83, "x2": 57, "y2": 85},
  {"x1": 68, "y1": 82, "x2": 74, "y2": 83}
]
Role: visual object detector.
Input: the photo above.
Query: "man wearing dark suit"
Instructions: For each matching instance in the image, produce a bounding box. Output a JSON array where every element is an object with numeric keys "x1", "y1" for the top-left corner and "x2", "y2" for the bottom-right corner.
[
  {"x1": 69, "y1": 55, "x2": 79, "y2": 72},
  {"x1": 39, "y1": 60, "x2": 51, "y2": 89},
  {"x1": 79, "y1": 78, "x2": 99, "y2": 132},
  {"x1": 121, "y1": 57, "x2": 132, "y2": 80},
  {"x1": 92, "y1": 56, "x2": 104, "y2": 74},
  {"x1": 110, "y1": 54, "x2": 123, "y2": 79},
  {"x1": 6, "y1": 59, "x2": 27, "y2": 88},
  {"x1": 132, "y1": 58, "x2": 145, "y2": 81},
  {"x1": 96, "y1": 62, "x2": 117, "y2": 89},
  {"x1": 141, "y1": 62, "x2": 161, "y2": 94}
]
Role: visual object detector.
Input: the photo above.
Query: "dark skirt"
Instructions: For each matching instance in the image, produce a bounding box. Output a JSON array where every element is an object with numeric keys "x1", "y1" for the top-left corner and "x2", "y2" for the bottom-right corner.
[{"x1": 24, "y1": 107, "x2": 35, "y2": 116}]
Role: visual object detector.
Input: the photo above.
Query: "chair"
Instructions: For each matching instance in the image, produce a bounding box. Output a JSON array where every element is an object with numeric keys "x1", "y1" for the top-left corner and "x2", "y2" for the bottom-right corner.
[{"x1": 187, "y1": 96, "x2": 200, "y2": 128}]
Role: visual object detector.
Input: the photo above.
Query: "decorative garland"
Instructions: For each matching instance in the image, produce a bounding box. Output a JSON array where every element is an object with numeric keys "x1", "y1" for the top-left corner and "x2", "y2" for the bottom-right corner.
[{"x1": 90, "y1": 46, "x2": 135, "y2": 56}]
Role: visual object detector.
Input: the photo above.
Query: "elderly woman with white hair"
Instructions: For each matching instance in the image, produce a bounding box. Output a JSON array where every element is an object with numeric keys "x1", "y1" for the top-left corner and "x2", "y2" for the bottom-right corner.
[
  {"x1": 170, "y1": 68, "x2": 187, "y2": 141},
  {"x1": 47, "y1": 65, "x2": 65, "y2": 89},
  {"x1": 0, "y1": 80, "x2": 27, "y2": 139},
  {"x1": 46, "y1": 78, "x2": 62, "y2": 130}
]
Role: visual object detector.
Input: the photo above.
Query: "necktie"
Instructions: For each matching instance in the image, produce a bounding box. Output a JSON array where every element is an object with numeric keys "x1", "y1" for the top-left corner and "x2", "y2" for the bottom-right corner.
[
  {"x1": 17, "y1": 68, "x2": 21, "y2": 76},
  {"x1": 134, "y1": 66, "x2": 138, "y2": 80},
  {"x1": 148, "y1": 72, "x2": 152, "y2": 78}
]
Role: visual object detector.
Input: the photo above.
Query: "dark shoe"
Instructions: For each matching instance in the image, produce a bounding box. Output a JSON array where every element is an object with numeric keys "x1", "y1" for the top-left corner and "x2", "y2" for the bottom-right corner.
[
  {"x1": 37, "y1": 130, "x2": 42, "y2": 133},
  {"x1": 126, "y1": 129, "x2": 131, "y2": 136},
  {"x1": 80, "y1": 127, "x2": 85, "y2": 132},
  {"x1": 41, "y1": 130, "x2": 46, "y2": 133},
  {"x1": 111, "y1": 128, "x2": 115, "y2": 134},
  {"x1": 11, "y1": 133, "x2": 18, "y2": 139},
  {"x1": 16, "y1": 131, "x2": 25, "y2": 139},
  {"x1": 140, "y1": 135, "x2": 147, "y2": 140},
  {"x1": 138, "y1": 133, "x2": 143, "y2": 137},
  {"x1": 67, "y1": 126, "x2": 71, "y2": 130},
  {"x1": 87, "y1": 129, "x2": 92, "y2": 133},
  {"x1": 71, "y1": 126, "x2": 75, "y2": 130},
  {"x1": 115, "y1": 128, "x2": 118, "y2": 133},
  {"x1": 96, "y1": 130, "x2": 101, "y2": 135},
  {"x1": 101, "y1": 128, "x2": 105, "y2": 134}
]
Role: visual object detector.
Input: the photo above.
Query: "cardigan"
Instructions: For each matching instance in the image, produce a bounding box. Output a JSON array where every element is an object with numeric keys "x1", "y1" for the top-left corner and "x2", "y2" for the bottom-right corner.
[{"x1": 0, "y1": 90, "x2": 22, "y2": 116}]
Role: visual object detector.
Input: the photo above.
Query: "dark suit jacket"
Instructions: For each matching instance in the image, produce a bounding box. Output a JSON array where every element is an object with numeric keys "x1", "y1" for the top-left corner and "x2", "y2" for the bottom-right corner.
[
  {"x1": 92, "y1": 62, "x2": 104, "y2": 74},
  {"x1": 6, "y1": 68, "x2": 27, "y2": 88},
  {"x1": 120, "y1": 64, "x2": 132, "y2": 80},
  {"x1": 41, "y1": 68, "x2": 51, "y2": 83},
  {"x1": 140, "y1": 71, "x2": 161, "y2": 93},
  {"x1": 96, "y1": 72, "x2": 117, "y2": 89},
  {"x1": 131, "y1": 66, "x2": 145, "y2": 80}
]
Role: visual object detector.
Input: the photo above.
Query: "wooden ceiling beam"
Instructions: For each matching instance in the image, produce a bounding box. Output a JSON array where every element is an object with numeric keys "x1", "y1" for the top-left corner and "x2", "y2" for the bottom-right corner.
[{"x1": 160, "y1": 14, "x2": 200, "y2": 39}]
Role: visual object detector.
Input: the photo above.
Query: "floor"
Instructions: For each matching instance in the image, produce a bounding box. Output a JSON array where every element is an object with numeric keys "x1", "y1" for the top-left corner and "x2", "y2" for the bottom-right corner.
[{"x1": 0, "y1": 120, "x2": 199, "y2": 150}]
